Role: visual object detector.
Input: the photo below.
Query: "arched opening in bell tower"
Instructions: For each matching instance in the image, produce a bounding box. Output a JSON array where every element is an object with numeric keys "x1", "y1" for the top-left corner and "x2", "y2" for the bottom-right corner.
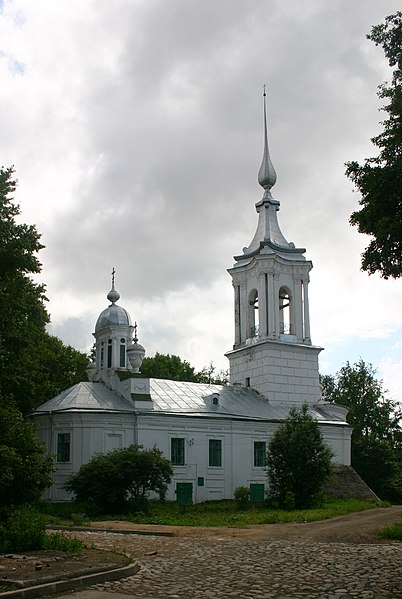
[
  {"x1": 248, "y1": 289, "x2": 259, "y2": 337},
  {"x1": 279, "y1": 287, "x2": 292, "y2": 335}
]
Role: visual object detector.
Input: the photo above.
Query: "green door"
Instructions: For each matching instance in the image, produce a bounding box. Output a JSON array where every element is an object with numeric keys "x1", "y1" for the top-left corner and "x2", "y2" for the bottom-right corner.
[
  {"x1": 250, "y1": 483, "x2": 265, "y2": 502},
  {"x1": 176, "y1": 482, "x2": 193, "y2": 505}
]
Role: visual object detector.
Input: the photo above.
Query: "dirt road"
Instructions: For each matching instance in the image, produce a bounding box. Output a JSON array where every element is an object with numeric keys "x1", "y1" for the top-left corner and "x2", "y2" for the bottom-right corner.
[{"x1": 90, "y1": 505, "x2": 402, "y2": 544}]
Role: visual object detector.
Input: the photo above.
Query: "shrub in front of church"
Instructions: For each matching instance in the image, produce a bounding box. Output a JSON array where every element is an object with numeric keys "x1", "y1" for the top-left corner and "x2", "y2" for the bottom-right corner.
[
  {"x1": 266, "y1": 404, "x2": 334, "y2": 509},
  {"x1": 65, "y1": 445, "x2": 173, "y2": 514},
  {"x1": 0, "y1": 506, "x2": 84, "y2": 552},
  {"x1": 234, "y1": 486, "x2": 251, "y2": 509}
]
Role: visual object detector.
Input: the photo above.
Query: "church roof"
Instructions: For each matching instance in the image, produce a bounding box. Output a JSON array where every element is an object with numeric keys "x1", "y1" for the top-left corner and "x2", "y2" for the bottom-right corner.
[
  {"x1": 32, "y1": 381, "x2": 135, "y2": 414},
  {"x1": 31, "y1": 378, "x2": 347, "y2": 425}
]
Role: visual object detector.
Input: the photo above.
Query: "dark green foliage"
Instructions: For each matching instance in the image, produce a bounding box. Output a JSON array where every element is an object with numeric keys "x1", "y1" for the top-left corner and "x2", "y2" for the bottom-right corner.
[
  {"x1": 140, "y1": 352, "x2": 200, "y2": 381},
  {"x1": 266, "y1": 404, "x2": 334, "y2": 509},
  {"x1": 0, "y1": 506, "x2": 83, "y2": 552},
  {"x1": 0, "y1": 506, "x2": 46, "y2": 552},
  {"x1": 0, "y1": 166, "x2": 88, "y2": 413},
  {"x1": 44, "y1": 531, "x2": 84, "y2": 552},
  {"x1": 140, "y1": 353, "x2": 228, "y2": 385},
  {"x1": 0, "y1": 404, "x2": 54, "y2": 511},
  {"x1": 376, "y1": 521, "x2": 402, "y2": 540},
  {"x1": 321, "y1": 360, "x2": 402, "y2": 501},
  {"x1": 234, "y1": 486, "x2": 251, "y2": 509},
  {"x1": 346, "y1": 12, "x2": 402, "y2": 278},
  {"x1": 19, "y1": 332, "x2": 89, "y2": 414},
  {"x1": 65, "y1": 445, "x2": 173, "y2": 514}
]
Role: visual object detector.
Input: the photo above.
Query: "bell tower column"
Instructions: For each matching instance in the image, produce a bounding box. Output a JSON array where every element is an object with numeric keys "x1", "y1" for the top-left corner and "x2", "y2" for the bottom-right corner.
[
  {"x1": 303, "y1": 278, "x2": 311, "y2": 343},
  {"x1": 267, "y1": 272, "x2": 275, "y2": 338},
  {"x1": 258, "y1": 273, "x2": 268, "y2": 337}
]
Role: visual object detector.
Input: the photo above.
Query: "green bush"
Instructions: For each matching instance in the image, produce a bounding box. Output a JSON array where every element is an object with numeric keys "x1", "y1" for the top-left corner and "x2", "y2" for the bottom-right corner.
[
  {"x1": 44, "y1": 531, "x2": 84, "y2": 552},
  {"x1": 267, "y1": 404, "x2": 334, "y2": 509},
  {"x1": 234, "y1": 486, "x2": 251, "y2": 509},
  {"x1": 0, "y1": 506, "x2": 84, "y2": 553},
  {"x1": 0, "y1": 506, "x2": 46, "y2": 552},
  {"x1": 65, "y1": 445, "x2": 173, "y2": 515}
]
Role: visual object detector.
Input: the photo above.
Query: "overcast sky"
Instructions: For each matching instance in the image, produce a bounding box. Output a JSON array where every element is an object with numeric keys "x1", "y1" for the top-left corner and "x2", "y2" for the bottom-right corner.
[{"x1": 1, "y1": 0, "x2": 402, "y2": 402}]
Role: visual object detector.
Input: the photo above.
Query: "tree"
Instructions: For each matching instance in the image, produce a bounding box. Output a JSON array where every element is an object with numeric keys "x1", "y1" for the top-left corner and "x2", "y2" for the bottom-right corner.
[
  {"x1": 346, "y1": 12, "x2": 402, "y2": 278},
  {"x1": 65, "y1": 445, "x2": 173, "y2": 514},
  {"x1": 321, "y1": 359, "x2": 402, "y2": 501},
  {"x1": 140, "y1": 352, "x2": 228, "y2": 385},
  {"x1": 0, "y1": 166, "x2": 88, "y2": 413},
  {"x1": 266, "y1": 404, "x2": 333, "y2": 509},
  {"x1": 14, "y1": 332, "x2": 89, "y2": 415},
  {"x1": 0, "y1": 404, "x2": 53, "y2": 514},
  {"x1": 140, "y1": 352, "x2": 200, "y2": 381}
]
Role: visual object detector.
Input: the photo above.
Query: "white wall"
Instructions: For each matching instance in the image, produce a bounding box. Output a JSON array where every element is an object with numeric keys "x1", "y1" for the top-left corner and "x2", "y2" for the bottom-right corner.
[{"x1": 33, "y1": 410, "x2": 350, "y2": 502}]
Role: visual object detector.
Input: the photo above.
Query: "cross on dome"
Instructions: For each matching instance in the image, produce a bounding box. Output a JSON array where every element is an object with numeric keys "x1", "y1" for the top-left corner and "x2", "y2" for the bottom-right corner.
[{"x1": 107, "y1": 267, "x2": 121, "y2": 304}]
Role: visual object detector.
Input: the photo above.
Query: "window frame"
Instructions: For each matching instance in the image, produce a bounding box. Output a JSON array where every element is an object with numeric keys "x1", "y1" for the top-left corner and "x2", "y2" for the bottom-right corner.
[
  {"x1": 208, "y1": 439, "x2": 222, "y2": 467},
  {"x1": 253, "y1": 441, "x2": 267, "y2": 467},
  {"x1": 171, "y1": 437, "x2": 185, "y2": 466},
  {"x1": 56, "y1": 432, "x2": 71, "y2": 463}
]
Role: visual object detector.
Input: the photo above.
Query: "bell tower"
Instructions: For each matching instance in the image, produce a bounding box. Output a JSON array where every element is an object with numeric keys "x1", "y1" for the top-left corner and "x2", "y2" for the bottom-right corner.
[{"x1": 225, "y1": 92, "x2": 322, "y2": 406}]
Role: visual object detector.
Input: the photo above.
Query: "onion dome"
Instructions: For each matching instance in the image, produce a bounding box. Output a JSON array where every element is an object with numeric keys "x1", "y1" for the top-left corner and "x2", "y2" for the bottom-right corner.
[{"x1": 95, "y1": 271, "x2": 132, "y2": 332}]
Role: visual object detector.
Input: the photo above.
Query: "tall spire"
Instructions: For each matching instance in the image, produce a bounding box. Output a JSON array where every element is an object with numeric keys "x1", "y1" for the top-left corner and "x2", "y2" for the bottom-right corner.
[
  {"x1": 258, "y1": 86, "x2": 277, "y2": 198},
  {"x1": 107, "y1": 267, "x2": 120, "y2": 304}
]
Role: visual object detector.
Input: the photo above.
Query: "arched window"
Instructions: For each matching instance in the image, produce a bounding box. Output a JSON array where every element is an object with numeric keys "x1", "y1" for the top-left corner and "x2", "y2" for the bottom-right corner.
[
  {"x1": 248, "y1": 289, "x2": 259, "y2": 337},
  {"x1": 107, "y1": 338, "x2": 112, "y2": 368},
  {"x1": 279, "y1": 288, "x2": 291, "y2": 334},
  {"x1": 100, "y1": 341, "x2": 104, "y2": 369},
  {"x1": 119, "y1": 338, "x2": 126, "y2": 368}
]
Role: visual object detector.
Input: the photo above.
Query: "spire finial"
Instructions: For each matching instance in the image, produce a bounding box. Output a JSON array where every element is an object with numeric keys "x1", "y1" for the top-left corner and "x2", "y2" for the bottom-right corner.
[
  {"x1": 107, "y1": 267, "x2": 120, "y2": 304},
  {"x1": 133, "y1": 321, "x2": 138, "y2": 343},
  {"x1": 258, "y1": 86, "x2": 277, "y2": 197}
]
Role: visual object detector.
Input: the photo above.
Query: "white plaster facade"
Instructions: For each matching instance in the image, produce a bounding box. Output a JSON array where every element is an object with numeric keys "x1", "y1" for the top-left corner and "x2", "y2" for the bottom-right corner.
[{"x1": 31, "y1": 96, "x2": 352, "y2": 503}]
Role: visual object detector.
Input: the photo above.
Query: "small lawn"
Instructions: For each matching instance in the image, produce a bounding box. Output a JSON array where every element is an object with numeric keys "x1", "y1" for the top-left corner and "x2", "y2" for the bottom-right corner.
[
  {"x1": 375, "y1": 521, "x2": 402, "y2": 541},
  {"x1": 40, "y1": 498, "x2": 385, "y2": 528}
]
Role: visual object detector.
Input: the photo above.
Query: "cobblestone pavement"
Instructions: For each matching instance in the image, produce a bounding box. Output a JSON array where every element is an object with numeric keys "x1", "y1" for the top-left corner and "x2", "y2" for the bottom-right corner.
[{"x1": 66, "y1": 530, "x2": 402, "y2": 599}]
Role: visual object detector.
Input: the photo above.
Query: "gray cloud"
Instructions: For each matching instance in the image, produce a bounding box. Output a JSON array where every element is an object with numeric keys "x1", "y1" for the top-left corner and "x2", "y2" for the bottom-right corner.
[{"x1": 1, "y1": 0, "x2": 402, "y2": 391}]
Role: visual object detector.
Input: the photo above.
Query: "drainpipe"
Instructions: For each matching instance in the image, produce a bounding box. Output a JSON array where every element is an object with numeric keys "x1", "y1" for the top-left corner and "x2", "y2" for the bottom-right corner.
[{"x1": 49, "y1": 411, "x2": 54, "y2": 501}]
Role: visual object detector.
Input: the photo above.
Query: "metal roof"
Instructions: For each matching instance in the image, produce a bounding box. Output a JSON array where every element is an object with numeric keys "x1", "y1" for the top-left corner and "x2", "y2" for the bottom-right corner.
[
  {"x1": 32, "y1": 382, "x2": 135, "y2": 414},
  {"x1": 31, "y1": 379, "x2": 347, "y2": 425},
  {"x1": 95, "y1": 303, "x2": 132, "y2": 332}
]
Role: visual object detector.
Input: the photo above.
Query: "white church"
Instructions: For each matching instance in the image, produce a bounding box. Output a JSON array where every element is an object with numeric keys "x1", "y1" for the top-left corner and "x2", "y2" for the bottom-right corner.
[{"x1": 32, "y1": 96, "x2": 352, "y2": 503}]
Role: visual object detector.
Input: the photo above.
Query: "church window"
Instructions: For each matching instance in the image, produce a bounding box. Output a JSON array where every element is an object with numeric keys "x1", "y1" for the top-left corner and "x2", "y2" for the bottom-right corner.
[
  {"x1": 209, "y1": 439, "x2": 222, "y2": 467},
  {"x1": 279, "y1": 288, "x2": 291, "y2": 334},
  {"x1": 107, "y1": 338, "x2": 112, "y2": 368},
  {"x1": 100, "y1": 342, "x2": 104, "y2": 369},
  {"x1": 119, "y1": 338, "x2": 126, "y2": 367},
  {"x1": 171, "y1": 438, "x2": 185, "y2": 465},
  {"x1": 254, "y1": 441, "x2": 266, "y2": 467},
  {"x1": 248, "y1": 289, "x2": 259, "y2": 337},
  {"x1": 57, "y1": 433, "x2": 71, "y2": 462}
]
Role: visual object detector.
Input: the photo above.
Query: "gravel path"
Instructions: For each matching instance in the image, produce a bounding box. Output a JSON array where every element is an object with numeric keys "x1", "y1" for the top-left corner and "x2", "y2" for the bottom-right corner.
[{"x1": 59, "y1": 507, "x2": 402, "y2": 599}]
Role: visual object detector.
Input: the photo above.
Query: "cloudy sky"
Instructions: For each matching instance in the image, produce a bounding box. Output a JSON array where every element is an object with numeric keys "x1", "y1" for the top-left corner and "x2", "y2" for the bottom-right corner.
[{"x1": 1, "y1": 0, "x2": 402, "y2": 402}]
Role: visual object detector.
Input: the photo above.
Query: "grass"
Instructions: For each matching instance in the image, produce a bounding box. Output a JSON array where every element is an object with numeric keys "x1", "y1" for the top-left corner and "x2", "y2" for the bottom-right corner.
[
  {"x1": 39, "y1": 498, "x2": 385, "y2": 528},
  {"x1": 375, "y1": 521, "x2": 402, "y2": 541}
]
